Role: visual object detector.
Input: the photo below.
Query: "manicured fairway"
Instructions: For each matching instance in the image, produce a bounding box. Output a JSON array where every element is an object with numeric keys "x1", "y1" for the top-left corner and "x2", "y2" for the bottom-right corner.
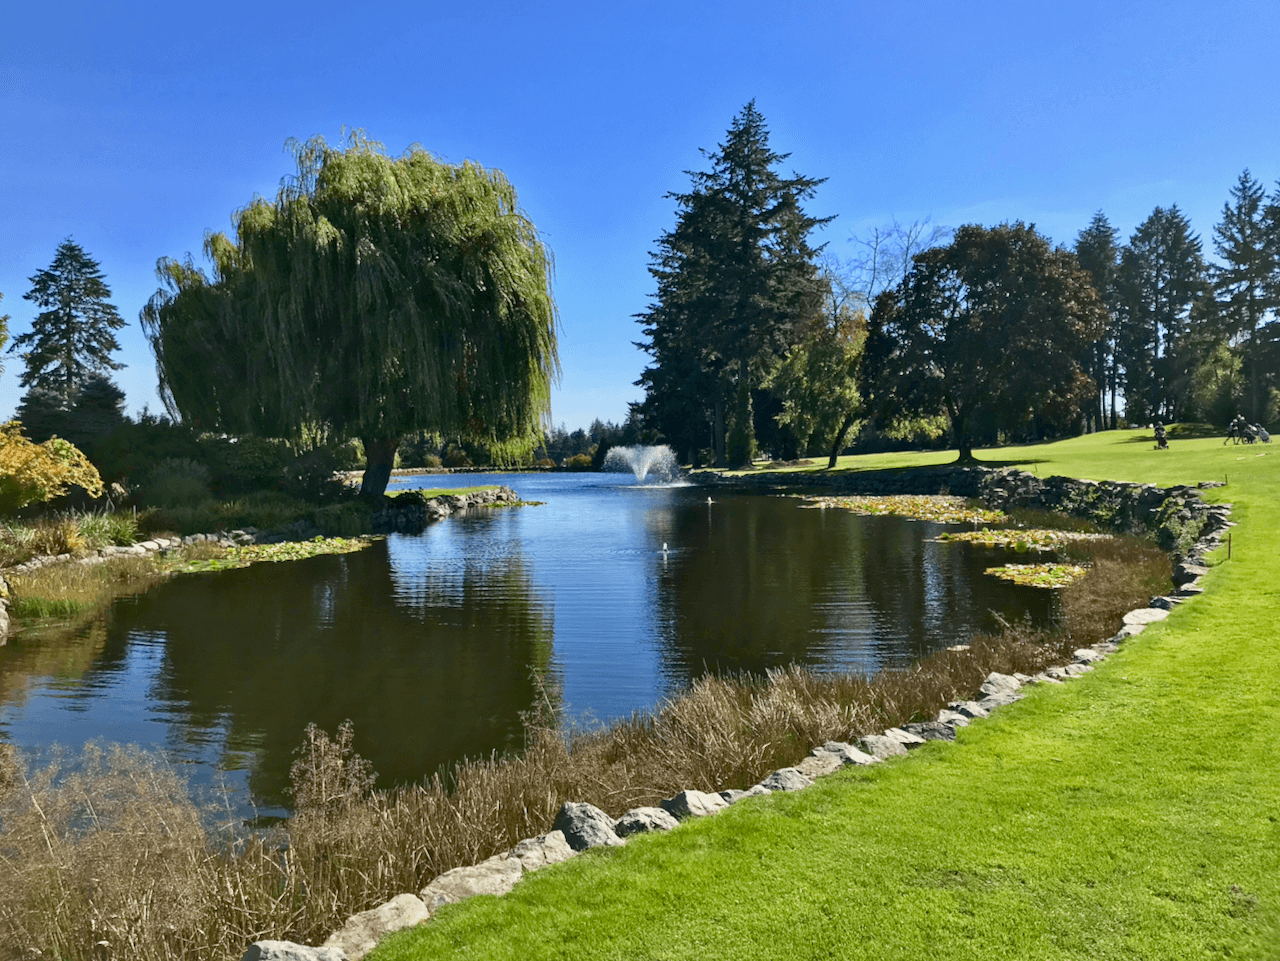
[{"x1": 371, "y1": 431, "x2": 1279, "y2": 961}]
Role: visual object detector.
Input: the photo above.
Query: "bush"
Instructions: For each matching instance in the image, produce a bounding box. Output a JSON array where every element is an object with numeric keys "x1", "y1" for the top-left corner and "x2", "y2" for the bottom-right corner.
[
  {"x1": 536, "y1": 458, "x2": 555, "y2": 469},
  {"x1": 141, "y1": 458, "x2": 213, "y2": 508},
  {"x1": 564, "y1": 453, "x2": 593, "y2": 470},
  {"x1": 0, "y1": 422, "x2": 104, "y2": 514},
  {"x1": 309, "y1": 502, "x2": 372, "y2": 537},
  {"x1": 199, "y1": 435, "x2": 290, "y2": 497},
  {"x1": 280, "y1": 446, "x2": 351, "y2": 503},
  {"x1": 443, "y1": 446, "x2": 471, "y2": 469}
]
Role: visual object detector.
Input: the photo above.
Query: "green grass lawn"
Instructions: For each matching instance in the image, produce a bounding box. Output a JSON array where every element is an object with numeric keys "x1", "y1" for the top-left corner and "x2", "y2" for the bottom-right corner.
[{"x1": 371, "y1": 430, "x2": 1280, "y2": 960}]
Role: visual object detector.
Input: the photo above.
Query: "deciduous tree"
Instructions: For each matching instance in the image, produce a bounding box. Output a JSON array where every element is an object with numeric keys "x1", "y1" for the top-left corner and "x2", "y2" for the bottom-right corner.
[
  {"x1": 143, "y1": 132, "x2": 560, "y2": 497},
  {"x1": 865, "y1": 223, "x2": 1106, "y2": 461}
]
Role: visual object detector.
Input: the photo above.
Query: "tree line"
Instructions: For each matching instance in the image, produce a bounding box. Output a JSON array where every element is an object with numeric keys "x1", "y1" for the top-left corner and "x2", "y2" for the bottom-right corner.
[
  {"x1": 637, "y1": 105, "x2": 1280, "y2": 466},
  {"x1": 5, "y1": 117, "x2": 1279, "y2": 494}
]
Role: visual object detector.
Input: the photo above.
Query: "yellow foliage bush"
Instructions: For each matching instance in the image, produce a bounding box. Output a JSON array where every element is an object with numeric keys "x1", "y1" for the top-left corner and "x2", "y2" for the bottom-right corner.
[{"x1": 0, "y1": 421, "x2": 104, "y2": 515}]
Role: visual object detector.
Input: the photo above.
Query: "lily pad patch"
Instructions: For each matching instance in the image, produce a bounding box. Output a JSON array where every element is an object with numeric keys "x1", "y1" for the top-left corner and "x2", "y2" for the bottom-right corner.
[
  {"x1": 800, "y1": 495, "x2": 1008, "y2": 525},
  {"x1": 985, "y1": 563, "x2": 1089, "y2": 588}
]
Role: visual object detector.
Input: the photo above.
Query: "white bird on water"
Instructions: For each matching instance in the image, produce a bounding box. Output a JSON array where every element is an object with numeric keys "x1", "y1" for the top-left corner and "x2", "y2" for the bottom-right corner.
[{"x1": 662, "y1": 542, "x2": 668, "y2": 552}]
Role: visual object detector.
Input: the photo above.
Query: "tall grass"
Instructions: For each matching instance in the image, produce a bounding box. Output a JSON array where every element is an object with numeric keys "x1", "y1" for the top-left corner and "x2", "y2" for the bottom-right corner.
[
  {"x1": 5, "y1": 556, "x2": 164, "y2": 622},
  {"x1": 0, "y1": 511, "x2": 140, "y2": 568},
  {"x1": 0, "y1": 532, "x2": 1171, "y2": 961}
]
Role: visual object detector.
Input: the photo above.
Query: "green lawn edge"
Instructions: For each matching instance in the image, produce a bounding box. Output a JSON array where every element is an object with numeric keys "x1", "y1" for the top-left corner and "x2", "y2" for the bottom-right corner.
[{"x1": 371, "y1": 430, "x2": 1280, "y2": 961}]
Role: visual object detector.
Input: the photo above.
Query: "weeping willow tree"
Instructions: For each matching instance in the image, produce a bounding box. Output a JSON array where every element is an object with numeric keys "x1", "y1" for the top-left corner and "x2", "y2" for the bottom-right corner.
[{"x1": 142, "y1": 132, "x2": 560, "y2": 497}]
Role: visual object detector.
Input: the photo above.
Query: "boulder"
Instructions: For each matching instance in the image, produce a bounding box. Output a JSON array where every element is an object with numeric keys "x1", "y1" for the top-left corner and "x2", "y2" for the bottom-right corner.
[
  {"x1": 614, "y1": 806, "x2": 680, "y2": 837},
  {"x1": 978, "y1": 672, "x2": 1022, "y2": 698},
  {"x1": 883, "y1": 727, "x2": 927, "y2": 748},
  {"x1": 1029, "y1": 672, "x2": 1063, "y2": 684},
  {"x1": 901, "y1": 721, "x2": 956, "y2": 742},
  {"x1": 419, "y1": 855, "x2": 523, "y2": 914},
  {"x1": 1123, "y1": 607, "x2": 1170, "y2": 626},
  {"x1": 718, "y1": 789, "x2": 748, "y2": 804},
  {"x1": 242, "y1": 941, "x2": 347, "y2": 961},
  {"x1": 794, "y1": 751, "x2": 843, "y2": 778},
  {"x1": 739, "y1": 784, "x2": 773, "y2": 799},
  {"x1": 553, "y1": 802, "x2": 625, "y2": 850},
  {"x1": 949, "y1": 700, "x2": 990, "y2": 720},
  {"x1": 936, "y1": 709, "x2": 971, "y2": 726},
  {"x1": 977, "y1": 692, "x2": 1021, "y2": 712},
  {"x1": 757, "y1": 768, "x2": 813, "y2": 792},
  {"x1": 323, "y1": 893, "x2": 428, "y2": 960},
  {"x1": 508, "y1": 831, "x2": 576, "y2": 872},
  {"x1": 1073, "y1": 648, "x2": 1107, "y2": 664},
  {"x1": 858, "y1": 735, "x2": 908, "y2": 759},
  {"x1": 1173, "y1": 561, "x2": 1210, "y2": 586},
  {"x1": 815, "y1": 741, "x2": 880, "y2": 765},
  {"x1": 660, "y1": 789, "x2": 729, "y2": 820}
]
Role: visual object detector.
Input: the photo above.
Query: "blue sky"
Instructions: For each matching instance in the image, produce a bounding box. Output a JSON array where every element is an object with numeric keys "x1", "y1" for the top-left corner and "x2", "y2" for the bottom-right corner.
[{"x1": 2, "y1": 0, "x2": 1277, "y2": 430}]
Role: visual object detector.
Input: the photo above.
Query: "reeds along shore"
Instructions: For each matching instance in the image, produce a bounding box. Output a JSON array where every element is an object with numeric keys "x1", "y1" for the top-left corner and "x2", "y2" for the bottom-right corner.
[{"x1": 0, "y1": 533, "x2": 1170, "y2": 961}]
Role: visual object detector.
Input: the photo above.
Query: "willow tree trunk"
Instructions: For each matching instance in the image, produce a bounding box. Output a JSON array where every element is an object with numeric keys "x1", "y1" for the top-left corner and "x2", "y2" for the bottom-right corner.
[
  {"x1": 827, "y1": 411, "x2": 859, "y2": 469},
  {"x1": 360, "y1": 436, "x2": 401, "y2": 498}
]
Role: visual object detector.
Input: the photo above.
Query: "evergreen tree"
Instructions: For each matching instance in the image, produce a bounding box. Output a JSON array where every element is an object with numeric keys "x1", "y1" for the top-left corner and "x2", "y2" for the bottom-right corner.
[
  {"x1": 637, "y1": 102, "x2": 831, "y2": 466},
  {"x1": 1074, "y1": 211, "x2": 1123, "y2": 429},
  {"x1": 0, "y1": 292, "x2": 9, "y2": 380},
  {"x1": 1116, "y1": 206, "x2": 1208, "y2": 421},
  {"x1": 10, "y1": 239, "x2": 125, "y2": 402},
  {"x1": 1212, "y1": 169, "x2": 1278, "y2": 420}
]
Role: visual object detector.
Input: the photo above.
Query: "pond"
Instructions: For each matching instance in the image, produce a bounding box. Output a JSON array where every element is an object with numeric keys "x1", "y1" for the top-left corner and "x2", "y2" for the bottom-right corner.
[{"x1": 0, "y1": 473, "x2": 1053, "y2": 816}]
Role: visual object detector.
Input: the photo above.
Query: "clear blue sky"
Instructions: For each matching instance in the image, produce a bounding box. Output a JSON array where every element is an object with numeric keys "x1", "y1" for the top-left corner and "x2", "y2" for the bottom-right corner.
[{"x1": 2, "y1": 0, "x2": 1277, "y2": 431}]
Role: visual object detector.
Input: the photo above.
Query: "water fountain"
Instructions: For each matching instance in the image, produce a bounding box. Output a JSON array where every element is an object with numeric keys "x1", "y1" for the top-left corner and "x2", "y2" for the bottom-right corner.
[{"x1": 602, "y1": 444, "x2": 681, "y2": 484}]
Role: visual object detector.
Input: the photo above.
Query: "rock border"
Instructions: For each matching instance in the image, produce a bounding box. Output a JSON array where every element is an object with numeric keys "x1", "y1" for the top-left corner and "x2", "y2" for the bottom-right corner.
[{"x1": 244, "y1": 482, "x2": 1229, "y2": 961}]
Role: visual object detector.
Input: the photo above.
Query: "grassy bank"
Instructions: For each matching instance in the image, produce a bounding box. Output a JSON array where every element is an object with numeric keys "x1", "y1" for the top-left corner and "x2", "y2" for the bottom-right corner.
[{"x1": 372, "y1": 430, "x2": 1279, "y2": 961}]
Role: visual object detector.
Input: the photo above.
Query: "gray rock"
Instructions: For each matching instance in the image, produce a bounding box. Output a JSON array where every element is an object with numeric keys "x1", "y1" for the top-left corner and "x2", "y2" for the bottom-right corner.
[
  {"x1": 1062, "y1": 662, "x2": 1091, "y2": 676},
  {"x1": 508, "y1": 831, "x2": 576, "y2": 872},
  {"x1": 1171, "y1": 584, "x2": 1205, "y2": 598},
  {"x1": 858, "y1": 735, "x2": 908, "y2": 759},
  {"x1": 740, "y1": 783, "x2": 773, "y2": 799},
  {"x1": 1029, "y1": 672, "x2": 1063, "y2": 684},
  {"x1": 1043, "y1": 666, "x2": 1072, "y2": 680},
  {"x1": 977, "y1": 693, "x2": 1020, "y2": 712},
  {"x1": 936, "y1": 709, "x2": 971, "y2": 726},
  {"x1": 1074, "y1": 648, "x2": 1107, "y2": 664},
  {"x1": 323, "y1": 893, "x2": 428, "y2": 960},
  {"x1": 815, "y1": 741, "x2": 880, "y2": 765},
  {"x1": 614, "y1": 806, "x2": 680, "y2": 837},
  {"x1": 978, "y1": 672, "x2": 1022, "y2": 698},
  {"x1": 718, "y1": 789, "x2": 748, "y2": 804},
  {"x1": 140, "y1": 540, "x2": 160, "y2": 551},
  {"x1": 757, "y1": 768, "x2": 813, "y2": 792},
  {"x1": 659, "y1": 789, "x2": 729, "y2": 820},
  {"x1": 901, "y1": 721, "x2": 956, "y2": 742},
  {"x1": 794, "y1": 751, "x2": 843, "y2": 778},
  {"x1": 553, "y1": 801, "x2": 625, "y2": 850},
  {"x1": 949, "y1": 700, "x2": 990, "y2": 719},
  {"x1": 419, "y1": 855, "x2": 523, "y2": 914},
  {"x1": 1013, "y1": 672, "x2": 1033, "y2": 683},
  {"x1": 1122, "y1": 607, "x2": 1169, "y2": 626},
  {"x1": 242, "y1": 941, "x2": 348, "y2": 961},
  {"x1": 1173, "y1": 561, "x2": 1209, "y2": 586},
  {"x1": 883, "y1": 727, "x2": 927, "y2": 747}
]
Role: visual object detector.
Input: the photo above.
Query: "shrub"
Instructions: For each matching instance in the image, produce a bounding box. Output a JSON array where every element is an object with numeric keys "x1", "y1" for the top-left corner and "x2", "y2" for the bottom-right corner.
[
  {"x1": 0, "y1": 422, "x2": 104, "y2": 514},
  {"x1": 141, "y1": 458, "x2": 213, "y2": 508},
  {"x1": 421, "y1": 452, "x2": 443, "y2": 469},
  {"x1": 443, "y1": 446, "x2": 471, "y2": 468},
  {"x1": 536, "y1": 457, "x2": 555, "y2": 469},
  {"x1": 564, "y1": 452, "x2": 593, "y2": 470},
  {"x1": 199, "y1": 435, "x2": 290, "y2": 497},
  {"x1": 76, "y1": 509, "x2": 139, "y2": 547}
]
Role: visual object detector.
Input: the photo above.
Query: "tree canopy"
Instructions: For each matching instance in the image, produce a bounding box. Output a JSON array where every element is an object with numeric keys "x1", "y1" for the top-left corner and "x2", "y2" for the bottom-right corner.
[
  {"x1": 865, "y1": 223, "x2": 1107, "y2": 461},
  {"x1": 9, "y1": 239, "x2": 124, "y2": 402},
  {"x1": 143, "y1": 132, "x2": 560, "y2": 496}
]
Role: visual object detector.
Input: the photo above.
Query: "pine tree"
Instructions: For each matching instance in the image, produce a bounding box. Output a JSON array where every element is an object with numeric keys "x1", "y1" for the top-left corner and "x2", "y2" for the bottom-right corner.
[
  {"x1": 1074, "y1": 212, "x2": 1124, "y2": 429},
  {"x1": 1117, "y1": 206, "x2": 1208, "y2": 421},
  {"x1": 11, "y1": 239, "x2": 125, "y2": 402},
  {"x1": 637, "y1": 102, "x2": 831, "y2": 466},
  {"x1": 0, "y1": 293, "x2": 9, "y2": 381},
  {"x1": 1212, "y1": 169, "x2": 1278, "y2": 420}
]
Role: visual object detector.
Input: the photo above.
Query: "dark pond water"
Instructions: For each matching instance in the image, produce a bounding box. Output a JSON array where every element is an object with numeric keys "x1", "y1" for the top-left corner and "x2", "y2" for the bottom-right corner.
[{"x1": 0, "y1": 473, "x2": 1053, "y2": 815}]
